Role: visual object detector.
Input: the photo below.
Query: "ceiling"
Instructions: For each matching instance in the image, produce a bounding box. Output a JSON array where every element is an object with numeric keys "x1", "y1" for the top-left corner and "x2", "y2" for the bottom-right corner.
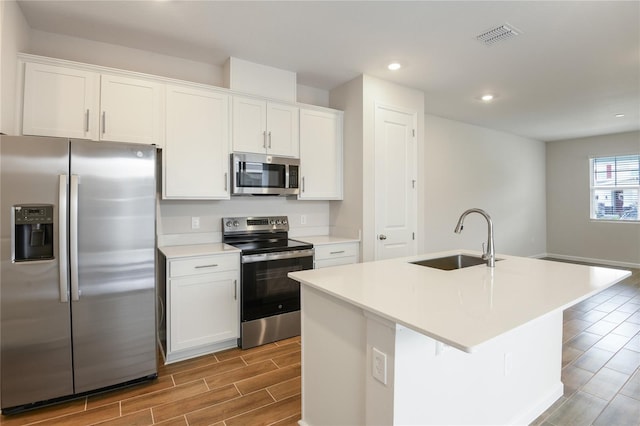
[{"x1": 16, "y1": 0, "x2": 640, "y2": 142}]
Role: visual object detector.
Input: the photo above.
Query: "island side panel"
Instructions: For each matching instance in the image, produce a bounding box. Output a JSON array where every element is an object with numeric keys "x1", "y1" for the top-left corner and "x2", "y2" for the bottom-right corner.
[
  {"x1": 364, "y1": 311, "x2": 397, "y2": 425},
  {"x1": 393, "y1": 311, "x2": 564, "y2": 425},
  {"x1": 300, "y1": 285, "x2": 367, "y2": 425}
]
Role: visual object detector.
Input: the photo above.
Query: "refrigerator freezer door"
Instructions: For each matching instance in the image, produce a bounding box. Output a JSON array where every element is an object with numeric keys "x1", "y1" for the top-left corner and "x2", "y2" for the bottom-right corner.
[
  {"x1": 0, "y1": 136, "x2": 74, "y2": 409},
  {"x1": 69, "y1": 140, "x2": 157, "y2": 393}
]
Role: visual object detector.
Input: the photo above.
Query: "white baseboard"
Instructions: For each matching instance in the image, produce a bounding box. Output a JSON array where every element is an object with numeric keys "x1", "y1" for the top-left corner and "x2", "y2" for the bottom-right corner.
[
  {"x1": 529, "y1": 252, "x2": 548, "y2": 259},
  {"x1": 510, "y1": 382, "x2": 564, "y2": 426},
  {"x1": 543, "y1": 253, "x2": 640, "y2": 269}
]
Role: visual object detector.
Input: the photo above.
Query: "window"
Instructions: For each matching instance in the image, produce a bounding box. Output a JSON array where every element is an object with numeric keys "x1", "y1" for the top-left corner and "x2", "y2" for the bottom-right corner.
[{"x1": 590, "y1": 154, "x2": 639, "y2": 221}]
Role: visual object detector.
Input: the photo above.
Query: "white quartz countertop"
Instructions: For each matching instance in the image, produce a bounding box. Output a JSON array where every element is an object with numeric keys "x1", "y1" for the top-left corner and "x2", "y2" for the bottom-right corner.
[
  {"x1": 289, "y1": 250, "x2": 631, "y2": 353},
  {"x1": 292, "y1": 235, "x2": 360, "y2": 246},
  {"x1": 158, "y1": 243, "x2": 240, "y2": 259}
]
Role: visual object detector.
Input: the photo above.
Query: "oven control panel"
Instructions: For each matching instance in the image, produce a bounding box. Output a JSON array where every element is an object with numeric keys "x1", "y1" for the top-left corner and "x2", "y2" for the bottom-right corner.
[{"x1": 222, "y1": 216, "x2": 289, "y2": 234}]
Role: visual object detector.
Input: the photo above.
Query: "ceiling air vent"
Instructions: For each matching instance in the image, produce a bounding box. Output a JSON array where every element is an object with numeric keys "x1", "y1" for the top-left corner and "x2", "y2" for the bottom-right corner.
[{"x1": 476, "y1": 23, "x2": 521, "y2": 46}]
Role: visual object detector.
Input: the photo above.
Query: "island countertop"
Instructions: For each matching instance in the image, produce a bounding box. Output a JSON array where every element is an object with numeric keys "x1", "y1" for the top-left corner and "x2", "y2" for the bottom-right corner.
[{"x1": 288, "y1": 250, "x2": 631, "y2": 353}]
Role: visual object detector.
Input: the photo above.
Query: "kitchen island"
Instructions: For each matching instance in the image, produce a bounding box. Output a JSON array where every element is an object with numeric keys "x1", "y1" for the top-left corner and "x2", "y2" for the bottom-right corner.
[{"x1": 288, "y1": 250, "x2": 631, "y2": 426}]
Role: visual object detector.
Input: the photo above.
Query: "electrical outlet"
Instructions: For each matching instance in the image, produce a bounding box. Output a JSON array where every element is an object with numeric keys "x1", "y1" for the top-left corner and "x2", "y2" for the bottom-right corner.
[
  {"x1": 301, "y1": 215, "x2": 307, "y2": 225},
  {"x1": 191, "y1": 216, "x2": 200, "y2": 230},
  {"x1": 372, "y1": 347, "x2": 387, "y2": 385}
]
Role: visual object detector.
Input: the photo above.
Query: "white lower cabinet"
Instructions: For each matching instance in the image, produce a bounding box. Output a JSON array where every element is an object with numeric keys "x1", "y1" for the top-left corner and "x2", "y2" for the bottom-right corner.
[
  {"x1": 314, "y1": 242, "x2": 359, "y2": 269},
  {"x1": 165, "y1": 253, "x2": 239, "y2": 363}
]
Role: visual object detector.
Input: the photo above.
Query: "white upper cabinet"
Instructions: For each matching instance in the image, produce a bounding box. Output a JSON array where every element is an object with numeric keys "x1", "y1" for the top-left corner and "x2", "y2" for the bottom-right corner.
[
  {"x1": 100, "y1": 74, "x2": 164, "y2": 146},
  {"x1": 299, "y1": 108, "x2": 343, "y2": 200},
  {"x1": 266, "y1": 102, "x2": 299, "y2": 157},
  {"x1": 22, "y1": 60, "x2": 163, "y2": 146},
  {"x1": 232, "y1": 96, "x2": 299, "y2": 157},
  {"x1": 22, "y1": 62, "x2": 100, "y2": 140},
  {"x1": 164, "y1": 84, "x2": 230, "y2": 200}
]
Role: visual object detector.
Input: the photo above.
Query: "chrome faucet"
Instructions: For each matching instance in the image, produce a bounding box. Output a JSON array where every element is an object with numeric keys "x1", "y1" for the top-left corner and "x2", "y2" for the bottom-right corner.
[{"x1": 454, "y1": 208, "x2": 496, "y2": 267}]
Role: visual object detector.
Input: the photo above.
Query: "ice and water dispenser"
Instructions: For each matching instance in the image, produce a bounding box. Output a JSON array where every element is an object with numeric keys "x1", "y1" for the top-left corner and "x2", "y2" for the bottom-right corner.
[{"x1": 13, "y1": 204, "x2": 54, "y2": 262}]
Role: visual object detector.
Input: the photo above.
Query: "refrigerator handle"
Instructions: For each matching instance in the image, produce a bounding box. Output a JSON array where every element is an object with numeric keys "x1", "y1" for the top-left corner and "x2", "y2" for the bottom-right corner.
[
  {"x1": 70, "y1": 174, "x2": 80, "y2": 301},
  {"x1": 58, "y1": 175, "x2": 69, "y2": 303}
]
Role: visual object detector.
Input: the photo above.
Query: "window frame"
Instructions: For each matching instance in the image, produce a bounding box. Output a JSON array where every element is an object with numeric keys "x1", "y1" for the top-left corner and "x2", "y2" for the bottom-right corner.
[{"x1": 589, "y1": 153, "x2": 640, "y2": 223}]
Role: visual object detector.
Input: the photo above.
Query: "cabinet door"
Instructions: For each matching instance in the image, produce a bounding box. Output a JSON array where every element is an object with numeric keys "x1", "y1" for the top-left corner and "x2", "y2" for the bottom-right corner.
[
  {"x1": 232, "y1": 96, "x2": 267, "y2": 154},
  {"x1": 100, "y1": 75, "x2": 164, "y2": 146},
  {"x1": 299, "y1": 108, "x2": 343, "y2": 200},
  {"x1": 23, "y1": 62, "x2": 100, "y2": 139},
  {"x1": 164, "y1": 85, "x2": 230, "y2": 199},
  {"x1": 169, "y1": 271, "x2": 239, "y2": 352},
  {"x1": 267, "y1": 103, "x2": 299, "y2": 157}
]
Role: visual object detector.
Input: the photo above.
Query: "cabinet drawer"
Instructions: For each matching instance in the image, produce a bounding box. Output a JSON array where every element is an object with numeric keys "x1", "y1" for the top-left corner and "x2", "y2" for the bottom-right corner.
[
  {"x1": 169, "y1": 254, "x2": 238, "y2": 278},
  {"x1": 315, "y1": 256, "x2": 357, "y2": 269},
  {"x1": 314, "y1": 243, "x2": 358, "y2": 261}
]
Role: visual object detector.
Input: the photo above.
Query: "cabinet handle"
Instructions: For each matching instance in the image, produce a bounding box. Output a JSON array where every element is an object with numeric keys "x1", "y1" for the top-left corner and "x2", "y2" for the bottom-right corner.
[
  {"x1": 263, "y1": 131, "x2": 267, "y2": 148},
  {"x1": 268, "y1": 131, "x2": 272, "y2": 148},
  {"x1": 302, "y1": 177, "x2": 305, "y2": 192},
  {"x1": 224, "y1": 172, "x2": 228, "y2": 192},
  {"x1": 234, "y1": 279, "x2": 237, "y2": 300},
  {"x1": 102, "y1": 111, "x2": 106, "y2": 134},
  {"x1": 195, "y1": 264, "x2": 218, "y2": 269},
  {"x1": 330, "y1": 250, "x2": 345, "y2": 255},
  {"x1": 85, "y1": 109, "x2": 90, "y2": 132}
]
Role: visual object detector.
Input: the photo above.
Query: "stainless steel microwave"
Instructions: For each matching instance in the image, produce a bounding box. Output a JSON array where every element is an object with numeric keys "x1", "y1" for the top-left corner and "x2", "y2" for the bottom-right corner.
[{"x1": 230, "y1": 153, "x2": 300, "y2": 196}]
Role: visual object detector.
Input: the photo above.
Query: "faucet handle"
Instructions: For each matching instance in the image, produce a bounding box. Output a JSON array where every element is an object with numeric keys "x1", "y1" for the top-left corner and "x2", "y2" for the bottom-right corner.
[{"x1": 481, "y1": 242, "x2": 487, "y2": 260}]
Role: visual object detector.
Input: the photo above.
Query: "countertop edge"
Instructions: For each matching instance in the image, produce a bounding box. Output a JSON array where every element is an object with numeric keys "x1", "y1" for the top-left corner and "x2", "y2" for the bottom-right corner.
[
  {"x1": 158, "y1": 243, "x2": 241, "y2": 259},
  {"x1": 290, "y1": 250, "x2": 632, "y2": 353}
]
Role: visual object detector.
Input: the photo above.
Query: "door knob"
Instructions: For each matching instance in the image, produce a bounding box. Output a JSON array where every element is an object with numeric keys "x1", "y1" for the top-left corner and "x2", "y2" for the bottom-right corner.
[{"x1": 378, "y1": 234, "x2": 387, "y2": 240}]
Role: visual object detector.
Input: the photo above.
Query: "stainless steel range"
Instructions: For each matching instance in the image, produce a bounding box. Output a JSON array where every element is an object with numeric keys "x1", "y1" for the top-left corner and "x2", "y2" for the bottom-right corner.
[{"x1": 222, "y1": 216, "x2": 313, "y2": 349}]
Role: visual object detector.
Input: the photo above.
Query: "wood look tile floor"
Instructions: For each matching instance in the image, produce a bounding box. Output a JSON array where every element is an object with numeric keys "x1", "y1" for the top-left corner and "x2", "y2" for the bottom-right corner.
[
  {"x1": 532, "y1": 261, "x2": 640, "y2": 426},
  {"x1": 0, "y1": 337, "x2": 301, "y2": 426},
  {"x1": 2, "y1": 261, "x2": 639, "y2": 426}
]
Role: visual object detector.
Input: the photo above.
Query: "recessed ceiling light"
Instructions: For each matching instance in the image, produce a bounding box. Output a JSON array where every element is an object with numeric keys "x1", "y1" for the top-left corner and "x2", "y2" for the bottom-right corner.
[
  {"x1": 388, "y1": 62, "x2": 401, "y2": 71},
  {"x1": 615, "y1": 113, "x2": 625, "y2": 118},
  {"x1": 481, "y1": 94, "x2": 494, "y2": 102}
]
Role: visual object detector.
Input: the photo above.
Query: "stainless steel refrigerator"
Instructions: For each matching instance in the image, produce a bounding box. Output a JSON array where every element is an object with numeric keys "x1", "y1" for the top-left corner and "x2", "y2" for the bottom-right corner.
[{"x1": 0, "y1": 136, "x2": 157, "y2": 413}]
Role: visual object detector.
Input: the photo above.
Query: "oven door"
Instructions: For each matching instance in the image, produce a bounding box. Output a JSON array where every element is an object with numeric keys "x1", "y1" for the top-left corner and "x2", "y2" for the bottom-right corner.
[{"x1": 241, "y1": 249, "x2": 313, "y2": 321}]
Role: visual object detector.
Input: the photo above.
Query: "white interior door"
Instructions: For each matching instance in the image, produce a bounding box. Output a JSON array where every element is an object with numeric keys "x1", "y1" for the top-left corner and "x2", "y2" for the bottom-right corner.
[{"x1": 374, "y1": 104, "x2": 417, "y2": 260}]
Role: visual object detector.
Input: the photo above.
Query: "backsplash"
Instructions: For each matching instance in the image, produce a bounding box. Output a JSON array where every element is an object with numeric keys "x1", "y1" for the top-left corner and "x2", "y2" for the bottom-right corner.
[{"x1": 157, "y1": 198, "x2": 330, "y2": 246}]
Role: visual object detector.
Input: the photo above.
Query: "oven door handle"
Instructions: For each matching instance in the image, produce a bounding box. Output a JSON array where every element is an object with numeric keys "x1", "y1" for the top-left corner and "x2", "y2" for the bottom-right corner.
[{"x1": 242, "y1": 249, "x2": 314, "y2": 264}]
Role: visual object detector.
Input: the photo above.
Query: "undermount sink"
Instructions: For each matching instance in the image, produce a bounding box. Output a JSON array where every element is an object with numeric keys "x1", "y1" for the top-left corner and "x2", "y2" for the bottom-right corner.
[{"x1": 411, "y1": 254, "x2": 489, "y2": 271}]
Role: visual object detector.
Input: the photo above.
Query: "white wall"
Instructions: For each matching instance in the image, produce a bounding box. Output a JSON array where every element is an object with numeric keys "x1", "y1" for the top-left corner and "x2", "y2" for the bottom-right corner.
[
  {"x1": 423, "y1": 114, "x2": 547, "y2": 257},
  {"x1": 158, "y1": 198, "x2": 330, "y2": 245},
  {"x1": 0, "y1": 0, "x2": 30, "y2": 135},
  {"x1": 29, "y1": 30, "x2": 223, "y2": 87},
  {"x1": 546, "y1": 131, "x2": 640, "y2": 266}
]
